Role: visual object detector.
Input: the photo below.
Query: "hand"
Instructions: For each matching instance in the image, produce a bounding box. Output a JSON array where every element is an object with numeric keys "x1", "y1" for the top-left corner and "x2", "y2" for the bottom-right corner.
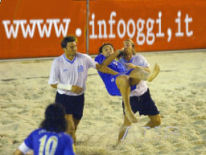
[
  {"x1": 71, "y1": 85, "x2": 83, "y2": 94},
  {"x1": 125, "y1": 63, "x2": 137, "y2": 69}
]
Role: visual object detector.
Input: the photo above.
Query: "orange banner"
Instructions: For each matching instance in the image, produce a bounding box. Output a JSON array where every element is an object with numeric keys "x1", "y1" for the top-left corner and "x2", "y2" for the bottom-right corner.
[
  {"x1": 1, "y1": 0, "x2": 206, "y2": 59},
  {"x1": 88, "y1": 0, "x2": 206, "y2": 54},
  {"x1": 0, "y1": 0, "x2": 87, "y2": 59}
]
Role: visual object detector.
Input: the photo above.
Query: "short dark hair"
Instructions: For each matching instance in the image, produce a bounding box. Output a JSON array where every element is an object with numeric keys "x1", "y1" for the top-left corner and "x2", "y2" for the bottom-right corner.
[
  {"x1": 61, "y1": 36, "x2": 77, "y2": 48},
  {"x1": 99, "y1": 43, "x2": 114, "y2": 54},
  {"x1": 40, "y1": 103, "x2": 67, "y2": 133}
]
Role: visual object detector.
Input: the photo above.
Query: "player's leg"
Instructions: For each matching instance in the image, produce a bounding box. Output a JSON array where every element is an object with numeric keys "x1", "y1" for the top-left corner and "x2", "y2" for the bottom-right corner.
[
  {"x1": 145, "y1": 114, "x2": 161, "y2": 128},
  {"x1": 55, "y1": 93, "x2": 76, "y2": 141},
  {"x1": 73, "y1": 118, "x2": 81, "y2": 142},
  {"x1": 135, "y1": 89, "x2": 161, "y2": 128},
  {"x1": 129, "y1": 64, "x2": 160, "y2": 84},
  {"x1": 73, "y1": 119, "x2": 81, "y2": 131},
  {"x1": 117, "y1": 115, "x2": 132, "y2": 145},
  {"x1": 65, "y1": 114, "x2": 76, "y2": 142},
  {"x1": 116, "y1": 75, "x2": 138, "y2": 123},
  {"x1": 129, "y1": 67, "x2": 149, "y2": 81},
  {"x1": 147, "y1": 64, "x2": 160, "y2": 82},
  {"x1": 72, "y1": 94, "x2": 84, "y2": 143}
]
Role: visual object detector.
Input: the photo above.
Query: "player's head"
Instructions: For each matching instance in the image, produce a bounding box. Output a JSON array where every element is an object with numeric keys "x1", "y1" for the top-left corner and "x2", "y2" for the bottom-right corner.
[
  {"x1": 122, "y1": 39, "x2": 136, "y2": 60},
  {"x1": 40, "y1": 103, "x2": 67, "y2": 133},
  {"x1": 61, "y1": 36, "x2": 77, "y2": 56},
  {"x1": 99, "y1": 43, "x2": 114, "y2": 57},
  {"x1": 123, "y1": 39, "x2": 135, "y2": 49}
]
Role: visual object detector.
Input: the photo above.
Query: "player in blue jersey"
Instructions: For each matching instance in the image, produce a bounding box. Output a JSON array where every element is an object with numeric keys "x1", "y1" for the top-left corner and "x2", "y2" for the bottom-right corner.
[
  {"x1": 14, "y1": 104, "x2": 75, "y2": 155},
  {"x1": 95, "y1": 43, "x2": 160, "y2": 124}
]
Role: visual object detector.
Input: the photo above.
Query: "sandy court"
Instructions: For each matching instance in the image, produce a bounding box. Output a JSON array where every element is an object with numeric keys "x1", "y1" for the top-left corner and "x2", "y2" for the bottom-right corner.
[{"x1": 0, "y1": 50, "x2": 206, "y2": 155}]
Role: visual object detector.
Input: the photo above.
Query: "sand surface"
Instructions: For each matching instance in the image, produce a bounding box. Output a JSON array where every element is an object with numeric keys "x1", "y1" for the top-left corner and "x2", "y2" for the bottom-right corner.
[{"x1": 0, "y1": 51, "x2": 206, "y2": 155}]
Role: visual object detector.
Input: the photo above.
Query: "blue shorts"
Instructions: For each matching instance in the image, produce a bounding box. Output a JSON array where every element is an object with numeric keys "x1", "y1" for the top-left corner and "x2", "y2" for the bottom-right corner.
[
  {"x1": 106, "y1": 69, "x2": 136, "y2": 96},
  {"x1": 55, "y1": 92, "x2": 84, "y2": 120},
  {"x1": 122, "y1": 89, "x2": 159, "y2": 116}
]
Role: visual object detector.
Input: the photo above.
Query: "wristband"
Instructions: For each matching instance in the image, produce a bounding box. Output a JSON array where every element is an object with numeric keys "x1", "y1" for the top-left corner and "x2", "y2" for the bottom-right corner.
[{"x1": 57, "y1": 83, "x2": 72, "y2": 91}]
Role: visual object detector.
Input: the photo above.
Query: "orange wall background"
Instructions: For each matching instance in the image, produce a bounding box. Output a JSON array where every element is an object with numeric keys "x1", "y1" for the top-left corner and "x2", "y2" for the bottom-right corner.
[
  {"x1": 0, "y1": 0, "x2": 206, "y2": 59},
  {"x1": 89, "y1": 0, "x2": 206, "y2": 54},
  {"x1": 0, "y1": 0, "x2": 87, "y2": 59}
]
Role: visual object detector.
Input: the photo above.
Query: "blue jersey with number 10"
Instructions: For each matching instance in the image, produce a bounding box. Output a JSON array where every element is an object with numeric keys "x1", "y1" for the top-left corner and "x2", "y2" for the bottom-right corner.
[{"x1": 24, "y1": 128, "x2": 75, "y2": 155}]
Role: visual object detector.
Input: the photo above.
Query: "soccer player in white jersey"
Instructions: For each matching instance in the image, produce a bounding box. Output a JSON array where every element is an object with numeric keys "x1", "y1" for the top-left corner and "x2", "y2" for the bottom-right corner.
[
  {"x1": 48, "y1": 36, "x2": 116, "y2": 143},
  {"x1": 117, "y1": 39, "x2": 161, "y2": 144},
  {"x1": 14, "y1": 103, "x2": 75, "y2": 155}
]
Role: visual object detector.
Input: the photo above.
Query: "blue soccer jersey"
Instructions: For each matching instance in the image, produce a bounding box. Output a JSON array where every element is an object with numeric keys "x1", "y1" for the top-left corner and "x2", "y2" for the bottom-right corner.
[
  {"x1": 95, "y1": 54, "x2": 126, "y2": 73},
  {"x1": 21, "y1": 128, "x2": 75, "y2": 155},
  {"x1": 95, "y1": 54, "x2": 136, "y2": 96}
]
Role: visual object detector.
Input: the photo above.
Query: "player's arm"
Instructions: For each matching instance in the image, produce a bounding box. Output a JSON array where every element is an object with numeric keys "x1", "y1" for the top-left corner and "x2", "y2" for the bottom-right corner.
[
  {"x1": 14, "y1": 142, "x2": 31, "y2": 155},
  {"x1": 50, "y1": 84, "x2": 57, "y2": 88},
  {"x1": 50, "y1": 83, "x2": 82, "y2": 94},
  {"x1": 138, "y1": 66, "x2": 150, "y2": 73},
  {"x1": 126, "y1": 63, "x2": 150, "y2": 73},
  {"x1": 101, "y1": 50, "x2": 123, "y2": 66},
  {"x1": 13, "y1": 149, "x2": 24, "y2": 155},
  {"x1": 50, "y1": 83, "x2": 71, "y2": 90},
  {"x1": 85, "y1": 53, "x2": 118, "y2": 75},
  {"x1": 96, "y1": 64, "x2": 118, "y2": 75}
]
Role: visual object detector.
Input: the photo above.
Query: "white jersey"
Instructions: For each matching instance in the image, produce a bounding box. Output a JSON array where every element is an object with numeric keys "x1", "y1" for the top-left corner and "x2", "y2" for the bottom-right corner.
[
  {"x1": 48, "y1": 52, "x2": 97, "y2": 96},
  {"x1": 119, "y1": 54, "x2": 149, "y2": 97}
]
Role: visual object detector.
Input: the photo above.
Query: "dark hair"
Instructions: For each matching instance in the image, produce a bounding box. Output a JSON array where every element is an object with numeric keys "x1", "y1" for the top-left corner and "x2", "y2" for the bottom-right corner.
[
  {"x1": 98, "y1": 43, "x2": 114, "y2": 54},
  {"x1": 40, "y1": 103, "x2": 67, "y2": 133},
  {"x1": 61, "y1": 36, "x2": 77, "y2": 48}
]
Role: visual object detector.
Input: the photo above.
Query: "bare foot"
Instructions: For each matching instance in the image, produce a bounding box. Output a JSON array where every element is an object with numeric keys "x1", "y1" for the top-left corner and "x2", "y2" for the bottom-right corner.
[
  {"x1": 147, "y1": 63, "x2": 160, "y2": 82},
  {"x1": 117, "y1": 125, "x2": 131, "y2": 146},
  {"x1": 125, "y1": 109, "x2": 138, "y2": 123}
]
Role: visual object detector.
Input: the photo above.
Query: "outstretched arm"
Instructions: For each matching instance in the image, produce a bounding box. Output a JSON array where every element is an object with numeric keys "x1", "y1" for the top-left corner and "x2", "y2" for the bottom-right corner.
[
  {"x1": 126, "y1": 63, "x2": 150, "y2": 73},
  {"x1": 96, "y1": 64, "x2": 118, "y2": 75},
  {"x1": 101, "y1": 50, "x2": 122, "y2": 66},
  {"x1": 95, "y1": 50, "x2": 122, "y2": 75}
]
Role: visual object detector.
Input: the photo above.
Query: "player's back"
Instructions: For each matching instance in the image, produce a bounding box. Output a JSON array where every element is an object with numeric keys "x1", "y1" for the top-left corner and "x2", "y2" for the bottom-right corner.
[{"x1": 25, "y1": 128, "x2": 75, "y2": 155}]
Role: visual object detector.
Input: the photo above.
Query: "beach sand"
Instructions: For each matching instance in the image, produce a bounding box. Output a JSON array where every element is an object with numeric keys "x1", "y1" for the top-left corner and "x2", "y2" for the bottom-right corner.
[{"x1": 0, "y1": 51, "x2": 206, "y2": 155}]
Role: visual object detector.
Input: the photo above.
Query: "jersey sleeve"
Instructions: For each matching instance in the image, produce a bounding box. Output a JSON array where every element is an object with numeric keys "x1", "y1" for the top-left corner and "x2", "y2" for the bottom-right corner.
[
  {"x1": 64, "y1": 136, "x2": 75, "y2": 155},
  {"x1": 23, "y1": 130, "x2": 36, "y2": 151},
  {"x1": 94, "y1": 54, "x2": 106, "y2": 64},
  {"x1": 84, "y1": 54, "x2": 97, "y2": 69},
  {"x1": 48, "y1": 59, "x2": 59, "y2": 85},
  {"x1": 134, "y1": 55, "x2": 150, "y2": 67},
  {"x1": 18, "y1": 142, "x2": 32, "y2": 154}
]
